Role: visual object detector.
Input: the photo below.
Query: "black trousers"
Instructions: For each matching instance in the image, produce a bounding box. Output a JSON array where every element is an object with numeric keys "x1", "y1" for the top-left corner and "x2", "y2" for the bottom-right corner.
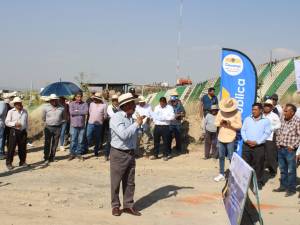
[
  {"x1": 110, "y1": 148, "x2": 136, "y2": 208},
  {"x1": 264, "y1": 140, "x2": 278, "y2": 175},
  {"x1": 153, "y1": 125, "x2": 171, "y2": 157},
  {"x1": 44, "y1": 125, "x2": 61, "y2": 161},
  {"x1": 6, "y1": 129, "x2": 27, "y2": 166},
  {"x1": 242, "y1": 143, "x2": 265, "y2": 184},
  {"x1": 204, "y1": 131, "x2": 218, "y2": 158},
  {"x1": 2, "y1": 126, "x2": 11, "y2": 153}
]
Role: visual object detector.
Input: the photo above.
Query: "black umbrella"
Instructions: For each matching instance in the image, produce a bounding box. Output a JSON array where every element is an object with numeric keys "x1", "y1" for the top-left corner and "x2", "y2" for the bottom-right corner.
[{"x1": 40, "y1": 82, "x2": 82, "y2": 97}]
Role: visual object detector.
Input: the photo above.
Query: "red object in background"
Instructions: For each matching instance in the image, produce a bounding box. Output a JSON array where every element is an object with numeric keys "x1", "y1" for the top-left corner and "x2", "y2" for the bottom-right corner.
[{"x1": 176, "y1": 78, "x2": 192, "y2": 86}]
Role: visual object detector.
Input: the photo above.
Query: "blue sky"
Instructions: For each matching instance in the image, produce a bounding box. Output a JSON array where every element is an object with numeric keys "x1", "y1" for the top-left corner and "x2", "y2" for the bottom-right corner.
[{"x1": 0, "y1": 0, "x2": 299, "y2": 89}]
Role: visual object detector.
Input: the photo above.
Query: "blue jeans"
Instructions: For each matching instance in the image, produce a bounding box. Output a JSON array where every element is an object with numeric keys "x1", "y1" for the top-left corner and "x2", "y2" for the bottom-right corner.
[
  {"x1": 218, "y1": 141, "x2": 235, "y2": 175},
  {"x1": 59, "y1": 122, "x2": 68, "y2": 146},
  {"x1": 278, "y1": 148, "x2": 297, "y2": 192},
  {"x1": 70, "y1": 127, "x2": 85, "y2": 156},
  {"x1": 0, "y1": 127, "x2": 4, "y2": 156},
  {"x1": 86, "y1": 123, "x2": 103, "y2": 155}
]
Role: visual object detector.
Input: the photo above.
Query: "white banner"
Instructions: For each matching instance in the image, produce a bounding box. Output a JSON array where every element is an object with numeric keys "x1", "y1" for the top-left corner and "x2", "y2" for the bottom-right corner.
[
  {"x1": 223, "y1": 153, "x2": 253, "y2": 225},
  {"x1": 294, "y1": 59, "x2": 300, "y2": 92}
]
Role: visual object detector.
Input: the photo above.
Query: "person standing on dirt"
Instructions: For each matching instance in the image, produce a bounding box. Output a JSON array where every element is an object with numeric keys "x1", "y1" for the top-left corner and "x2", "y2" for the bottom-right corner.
[
  {"x1": 151, "y1": 97, "x2": 175, "y2": 161},
  {"x1": 273, "y1": 103, "x2": 300, "y2": 197},
  {"x1": 214, "y1": 98, "x2": 242, "y2": 182},
  {"x1": 203, "y1": 105, "x2": 218, "y2": 159},
  {"x1": 109, "y1": 93, "x2": 143, "y2": 217},
  {"x1": 69, "y1": 92, "x2": 88, "y2": 160},
  {"x1": 86, "y1": 93, "x2": 107, "y2": 157},
  {"x1": 5, "y1": 97, "x2": 29, "y2": 171},
  {"x1": 241, "y1": 103, "x2": 271, "y2": 190},
  {"x1": 58, "y1": 96, "x2": 70, "y2": 152},
  {"x1": 262, "y1": 99, "x2": 281, "y2": 178},
  {"x1": 42, "y1": 94, "x2": 64, "y2": 164},
  {"x1": 169, "y1": 95, "x2": 185, "y2": 155},
  {"x1": 0, "y1": 96, "x2": 7, "y2": 160}
]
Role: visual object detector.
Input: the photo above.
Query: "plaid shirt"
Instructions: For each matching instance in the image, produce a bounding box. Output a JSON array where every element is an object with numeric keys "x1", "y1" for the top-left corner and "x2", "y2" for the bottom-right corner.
[{"x1": 276, "y1": 115, "x2": 300, "y2": 149}]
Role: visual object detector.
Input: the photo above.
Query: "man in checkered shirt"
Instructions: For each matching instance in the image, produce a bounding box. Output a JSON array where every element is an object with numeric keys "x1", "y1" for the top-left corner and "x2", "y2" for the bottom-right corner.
[{"x1": 273, "y1": 103, "x2": 300, "y2": 197}]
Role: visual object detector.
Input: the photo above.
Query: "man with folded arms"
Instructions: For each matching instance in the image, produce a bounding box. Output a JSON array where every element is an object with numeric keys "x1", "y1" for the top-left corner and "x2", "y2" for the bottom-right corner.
[
  {"x1": 273, "y1": 104, "x2": 300, "y2": 197},
  {"x1": 110, "y1": 93, "x2": 143, "y2": 216},
  {"x1": 241, "y1": 103, "x2": 272, "y2": 190},
  {"x1": 42, "y1": 94, "x2": 64, "y2": 164}
]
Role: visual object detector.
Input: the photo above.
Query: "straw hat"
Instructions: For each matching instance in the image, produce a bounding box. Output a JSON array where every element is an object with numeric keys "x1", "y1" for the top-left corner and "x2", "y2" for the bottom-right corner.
[
  {"x1": 219, "y1": 98, "x2": 238, "y2": 113},
  {"x1": 118, "y1": 93, "x2": 137, "y2": 107},
  {"x1": 91, "y1": 92, "x2": 103, "y2": 101},
  {"x1": 264, "y1": 99, "x2": 274, "y2": 106},
  {"x1": 12, "y1": 97, "x2": 22, "y2": 104},
  {"x1": 111, "y1": 94, "x2": 119, "y2": 100},
  {"x1": 49, "y1": 94, "x2": 59, "y2": 100},
  {"x1": 138, "y1": 96, "x2": 146, "y2": 103}
]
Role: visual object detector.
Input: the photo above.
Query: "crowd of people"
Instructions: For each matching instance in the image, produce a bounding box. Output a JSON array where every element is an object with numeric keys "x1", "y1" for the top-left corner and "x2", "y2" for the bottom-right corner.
[
  {"x1": 0, "y1": 86, "x2": 300, "y2": 216},
  {"x1": 201, "y1": 88, "x2": 300, "y2": 198}
]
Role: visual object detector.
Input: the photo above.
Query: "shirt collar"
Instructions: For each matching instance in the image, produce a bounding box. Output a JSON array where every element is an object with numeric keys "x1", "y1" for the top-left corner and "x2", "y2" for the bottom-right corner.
[{"x1": 251, "y1": 114, "x2": 263, "y2": 121}]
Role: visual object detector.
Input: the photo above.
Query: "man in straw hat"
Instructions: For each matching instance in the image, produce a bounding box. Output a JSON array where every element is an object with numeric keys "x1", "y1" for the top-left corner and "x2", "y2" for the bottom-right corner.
[
  {"x1": 133, "y1": 96, "x2": 153, "y2": 156},
  {"x1": 42, "y1": 94, "x2": 64, "y2": 164},
  {"x1": 214, "y1": 98, "x2": 242, "y2": 182},
  {"x1": 262, "y1": 99, "x2": 281, "y2": 178},
  {"x1": 0, "y1": 96, "x2": 7, "y2": 160},
  {"x1": 5, "y1": 97, "x2": 29, "y2": 171},
  {"x1": 241, "y1": 103, "x2": 271, "y2": 190},
  {"x1": 109, "y1": 93, "x2": 143, "y2": 216},
  {"x1": 86, "y1": 92, "x2": 107, "y2": 157}
]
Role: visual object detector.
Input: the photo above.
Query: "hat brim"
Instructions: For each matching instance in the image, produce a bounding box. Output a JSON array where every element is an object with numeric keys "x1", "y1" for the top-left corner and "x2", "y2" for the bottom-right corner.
[
  {"x1": 92, "y1": 96, "x2": 103, "y2": 101},
  {"x1": 219, "y1": 99, "x2": 238, "y2": 113},
  {"x1": 119, "y1": 97, "x2": 139, "y2": 107}
]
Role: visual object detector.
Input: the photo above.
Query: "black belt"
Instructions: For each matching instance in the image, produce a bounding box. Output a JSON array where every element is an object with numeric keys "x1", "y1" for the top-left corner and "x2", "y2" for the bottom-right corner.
[
  {"x1": 47, "y1": 124, "x2": 62, "y2": 128},
  {"x1": 155, "y1": 125, "x2": 169, "y2": 127},
  {"x1": 112, "y1": 147, "x2": 134, "y2": 154},
  {"x1": 279, "y1": 145, "x2": 297, "y2": 151},
  {"x1": 243, "y1": 142, "x2": 264, "y2": 148}
]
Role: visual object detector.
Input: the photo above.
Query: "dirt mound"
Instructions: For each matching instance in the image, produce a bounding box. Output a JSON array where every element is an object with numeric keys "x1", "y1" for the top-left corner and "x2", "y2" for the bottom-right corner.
[{"x1": 27, "y1": 105, "x2": 45, "y2": 141}]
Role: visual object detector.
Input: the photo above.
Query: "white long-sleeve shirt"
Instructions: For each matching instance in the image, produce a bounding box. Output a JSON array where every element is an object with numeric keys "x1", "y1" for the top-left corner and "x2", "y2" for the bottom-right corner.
[
  {"x1": 153, "y1": 104, "x2": 175, "y2": 126},
  {"x1": 5, "y1": 108, "x2": 28, "y2": 131},
  {"x1": 263, "y1": 111, "x2": 281, "y2": 141},
  {"x1": 135, "y1": 104, "x2": 153, "y2": 118}
]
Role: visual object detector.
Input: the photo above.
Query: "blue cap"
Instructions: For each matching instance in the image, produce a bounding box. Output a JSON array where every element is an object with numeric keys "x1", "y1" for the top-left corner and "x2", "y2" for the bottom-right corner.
[{"x1": 170, "y1": 96, "x2": 178, "y2": 101}]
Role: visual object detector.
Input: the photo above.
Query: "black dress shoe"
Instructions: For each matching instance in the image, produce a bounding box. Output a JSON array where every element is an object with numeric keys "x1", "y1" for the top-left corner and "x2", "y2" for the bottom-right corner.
[
  {"x1": 285, "y1": 191, "x2": 296, "y2": 197},
  {"x1": 112, "y1": 207, "x2": 122, "y2": 216},
  {"x1": 273, "y1": 187, "x2": 286, "y2": 192},
  {"x1": 68, "y1": 155, "x2": 76, "y2": 161},
  {"x1": 122, "y1": 208, "x2": 141, "y2": 216}
]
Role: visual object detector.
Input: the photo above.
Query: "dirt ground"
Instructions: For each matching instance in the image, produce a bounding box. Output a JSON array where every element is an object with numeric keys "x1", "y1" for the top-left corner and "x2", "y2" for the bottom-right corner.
[{"x1": 0, "y1": 144, "x2": 299, "y2": 225}]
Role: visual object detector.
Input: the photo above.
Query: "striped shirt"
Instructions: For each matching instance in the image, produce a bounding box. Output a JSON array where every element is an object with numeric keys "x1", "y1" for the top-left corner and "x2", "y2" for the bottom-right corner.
[{"x1": 276, "y1": 115, "x2": 300, "y2": 149}]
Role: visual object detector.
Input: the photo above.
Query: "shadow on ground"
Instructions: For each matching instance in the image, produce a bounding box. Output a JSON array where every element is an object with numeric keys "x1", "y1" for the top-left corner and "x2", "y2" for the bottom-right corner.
[{"x1": 134, "y1": 185, "x2": 194, "y2": 211}]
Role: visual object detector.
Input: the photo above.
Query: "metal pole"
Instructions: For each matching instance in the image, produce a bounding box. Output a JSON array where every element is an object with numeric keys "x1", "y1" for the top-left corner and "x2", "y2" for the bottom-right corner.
[{"x1": 176, "y1": 0, "x2": 183, "y2": 79}]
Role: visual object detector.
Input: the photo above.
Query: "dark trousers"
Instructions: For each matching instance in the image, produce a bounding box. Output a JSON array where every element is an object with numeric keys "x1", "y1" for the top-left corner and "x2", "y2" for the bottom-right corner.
[
  {"x1": 204, "y1": 130, "x2": 217, "y2": 158},
  {"x1": 242, "y1": 143, "x2": 265, "y2": 185},
  {"x1": 110, "y1": 147, "x2": 136, "y2": 208},
  {"x1": 6, "y1": 129, "x2": 27, "y2": 166},
  {"x1": 170, "y1": 124, "x2": 182, "y2": 153},
  {"x1": 153, "y1": 125, "x2": 171, "y2": 157},
  {"x1": 44, "y1": 125, "x2": 61, "y2": 161},
  {"x1": 264, "y1": 140, "x2": 278, "y2": 175},
  {"x1": 2, "y1": 126, "x2": 10, "y2": 154}
]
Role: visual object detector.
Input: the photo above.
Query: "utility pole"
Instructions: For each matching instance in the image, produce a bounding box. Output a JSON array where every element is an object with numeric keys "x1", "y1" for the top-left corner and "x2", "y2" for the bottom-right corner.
[{"x1": 176, "y1": 0, "x2": 183, "y2": 80}]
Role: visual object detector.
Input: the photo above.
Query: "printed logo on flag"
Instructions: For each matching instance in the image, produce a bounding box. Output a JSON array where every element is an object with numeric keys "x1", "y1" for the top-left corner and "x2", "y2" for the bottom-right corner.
[{"x1": 222, "y1": 54, "x2": 244, "y2": 76}]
